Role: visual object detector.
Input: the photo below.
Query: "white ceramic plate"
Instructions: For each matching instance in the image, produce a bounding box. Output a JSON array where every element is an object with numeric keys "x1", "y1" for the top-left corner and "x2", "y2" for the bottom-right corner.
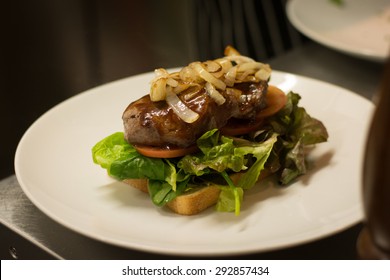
[
  {"x1": 287, "y1": 0, "x2": 390, "y2": 62},
  {"x1": 15, "y1": 70, "x2": 374, "y2": 256}
]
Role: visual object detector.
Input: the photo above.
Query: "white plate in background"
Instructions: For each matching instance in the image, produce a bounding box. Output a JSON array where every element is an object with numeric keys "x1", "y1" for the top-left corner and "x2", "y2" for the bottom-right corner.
[{"x1": 287, "y1": 0, "x2": 390, "y2": 62}]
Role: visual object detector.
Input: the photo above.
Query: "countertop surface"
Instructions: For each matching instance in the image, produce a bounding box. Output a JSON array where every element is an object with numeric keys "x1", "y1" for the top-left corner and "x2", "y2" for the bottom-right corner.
[{"x1": 0, "y1": 42, "x2": 384, "y2": 259}]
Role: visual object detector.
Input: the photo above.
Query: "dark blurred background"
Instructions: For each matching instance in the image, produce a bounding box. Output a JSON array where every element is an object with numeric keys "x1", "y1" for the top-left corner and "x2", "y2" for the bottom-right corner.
[{"x1": 0, "y1": 0, "x2": 305, "y2": 179}]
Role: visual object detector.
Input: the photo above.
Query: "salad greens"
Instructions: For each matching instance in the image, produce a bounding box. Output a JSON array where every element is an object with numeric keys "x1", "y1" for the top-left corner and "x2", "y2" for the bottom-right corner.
[
  {"x1": 92, "y1": 91, "x2": 328, "y2": 215},
  {"x1": 329, "y1": 0, "x2": 344, "y2": 7}
]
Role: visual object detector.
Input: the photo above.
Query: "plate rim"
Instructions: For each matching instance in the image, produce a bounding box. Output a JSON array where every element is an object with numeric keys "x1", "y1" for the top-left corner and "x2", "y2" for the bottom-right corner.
[{"x1": 286, "y1": 0, "x2": 389, "y2": 62}]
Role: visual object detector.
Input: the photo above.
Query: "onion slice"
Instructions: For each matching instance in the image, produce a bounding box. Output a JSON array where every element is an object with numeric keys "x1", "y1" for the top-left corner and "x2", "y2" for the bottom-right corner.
[
  {"x1": 205, "y1": 82, "x2": 226, "y2": 105},
  {"x1": 191, "y1": 62, "x2": 226, "y2": 90},
  {"x1": 226, "y1": 55, "x2": 254, "y2": 64},
  {"x1": 224, "y1": 65, "x2": 237, "y2": 87},
  {"x1": 255, "y1": 67, "x2": 271, "y2": 81},
  {"x1": 150, "y1": 78, "x2": 167, "y2": 101},
  {"x1": 224, "y1": 45, "x2": 241, "y2": 56},
  {"x1": 166, "y1": 90, "x2": 199, "y2": 123},
  {"x1": 166, "y1": 77, "x2": 178, "y2": 87},
  {"x1": 148, "y1": 45, "x2": 273, "y2": 123},
  {"x1": 203, "y1": 60, "x2": 221, "y2": 73}
]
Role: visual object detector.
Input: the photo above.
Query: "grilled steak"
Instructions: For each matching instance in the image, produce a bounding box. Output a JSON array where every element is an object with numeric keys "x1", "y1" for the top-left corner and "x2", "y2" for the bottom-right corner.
[{"x1": 122, "y1": 81, "x2": 268, "y2": 148}]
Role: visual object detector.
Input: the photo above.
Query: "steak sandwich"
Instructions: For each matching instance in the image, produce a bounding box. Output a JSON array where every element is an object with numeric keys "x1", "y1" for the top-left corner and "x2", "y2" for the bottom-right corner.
[{"x1": 92, "y1": 46, "x2": 328, "y2": 215}]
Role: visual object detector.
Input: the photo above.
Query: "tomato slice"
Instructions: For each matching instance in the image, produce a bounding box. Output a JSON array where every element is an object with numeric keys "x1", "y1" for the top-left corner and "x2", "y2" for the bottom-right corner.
[
  {"x1": 134, "y1": 143, "x2": 199, "y2": 158},
  {"x1": 220, "y1": 85, "x2": 287, "y2": 136},
  {"x1": 256, "y1": 85, "x2": 287, "y2": 119}
]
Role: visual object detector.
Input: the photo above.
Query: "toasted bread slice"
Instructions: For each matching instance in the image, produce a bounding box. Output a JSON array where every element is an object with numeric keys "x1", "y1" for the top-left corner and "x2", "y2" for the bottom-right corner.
[
  {"x1": 166, "y1": 185, "x2": 221, "y2": 215},
  {"x1": 123, "y1": 169, "x2": 272, "y2": 215},
  {"x1": 123, "y1": 178, "x2": 220, "y2": 215},
  {"x1": 123, "y1": 178, "x2": 149, "y2": 193}
]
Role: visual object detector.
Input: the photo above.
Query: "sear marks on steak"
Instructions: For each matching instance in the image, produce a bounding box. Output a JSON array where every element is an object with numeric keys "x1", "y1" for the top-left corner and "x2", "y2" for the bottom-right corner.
[{"x1": 122, "y1": 81, "x2": 268, "y2": 148}]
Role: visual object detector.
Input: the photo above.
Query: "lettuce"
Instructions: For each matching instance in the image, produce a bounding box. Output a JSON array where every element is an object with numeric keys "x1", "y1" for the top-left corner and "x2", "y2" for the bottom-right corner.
[
  {"x1": 216, "y1": 185, "x2": 244, "y2": 214},
  {"x1": 234, "y1": 135, "x2": 278, "y2": 190},
  {"x1": 268, "y1": 92, "x2": 328, "y2": 184},
  {"x1": 177, "y1": 130, "x2": 277, "y2": 214},
  {"x1": 92, "y1": 132, "x2": 133, "y2": 171},
  {"x1": 178, "y1": 129, "x2": 247, "y2": 174},
  {"x1": 92, "y1": 132, "x2": 184, "y2": 204},
  {"x1": 93, "y1": 132, "x2": 167, "y2": 181}
]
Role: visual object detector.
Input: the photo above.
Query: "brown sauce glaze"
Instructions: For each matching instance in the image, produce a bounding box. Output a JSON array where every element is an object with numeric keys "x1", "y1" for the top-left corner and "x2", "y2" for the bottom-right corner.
[{"x1": 122, "y1": 81, "x2": 268, "y2": 148}]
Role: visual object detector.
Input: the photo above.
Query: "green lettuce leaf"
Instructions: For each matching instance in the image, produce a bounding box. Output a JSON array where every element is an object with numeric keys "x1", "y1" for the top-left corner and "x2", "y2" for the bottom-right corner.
[
  {"x1": 178, "y1": 129, "x2": 246, "y2": 175},
  {"x1": 92, "y1": 132, "x2": 167, "y2": 181},
  {"x1": 92, "y1": 132, "x2": 190, "y2": 206},
  {"x1": 216, "y1": 185, "x2": 244, "y2": 214},
  {"x1": 268, "y1": 92, "x2": 329, "y2": 184},
  {"x1": 178, "y1": 130, "x2": 277, "y2": 214},
  {"x1": 147, "y1": 179, "x2": 189, "y2": 206},
  {"x1": 92, "y1": 132, "x2": 134, "y2": 170},
  {"x1": 234, "y1": 134, "x2": 278, "y2": 190}
]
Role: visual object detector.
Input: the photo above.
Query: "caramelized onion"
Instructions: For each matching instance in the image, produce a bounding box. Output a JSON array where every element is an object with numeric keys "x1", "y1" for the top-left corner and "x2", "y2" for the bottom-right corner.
[
  {"x1": 191, "y1": 62, "x2": 226, "y2": 90},
  {"x1": 215, "y1": 58, "x2": 233, "y2": 73},
  {"x1": 165, "y1": 90, "x2": 199, "y2": 123},
  {"x1": 203, "y1": 60, "x2": 222, "y2": 73},
  {"x1": 224, "y1": 66, "x2": 237, "y2": 87},
  {"x1": 224, "y1": 45, "x2": 241, "y2": 56},
  {"x1": 255, "y1": 67, "x2": 271, "y2": 81},
  {"x1": 205, "y1": 82, "x2": 226, "y2": 105},
  {"x1": 148, "y1": 45, "x2": 272, "y2": 120},
  {"x1": 150, "y1": 78, "x2": 167, "y2": 101},
  {"x1": 166, "y1": 77, "x2": 178, "y2": 87}
]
